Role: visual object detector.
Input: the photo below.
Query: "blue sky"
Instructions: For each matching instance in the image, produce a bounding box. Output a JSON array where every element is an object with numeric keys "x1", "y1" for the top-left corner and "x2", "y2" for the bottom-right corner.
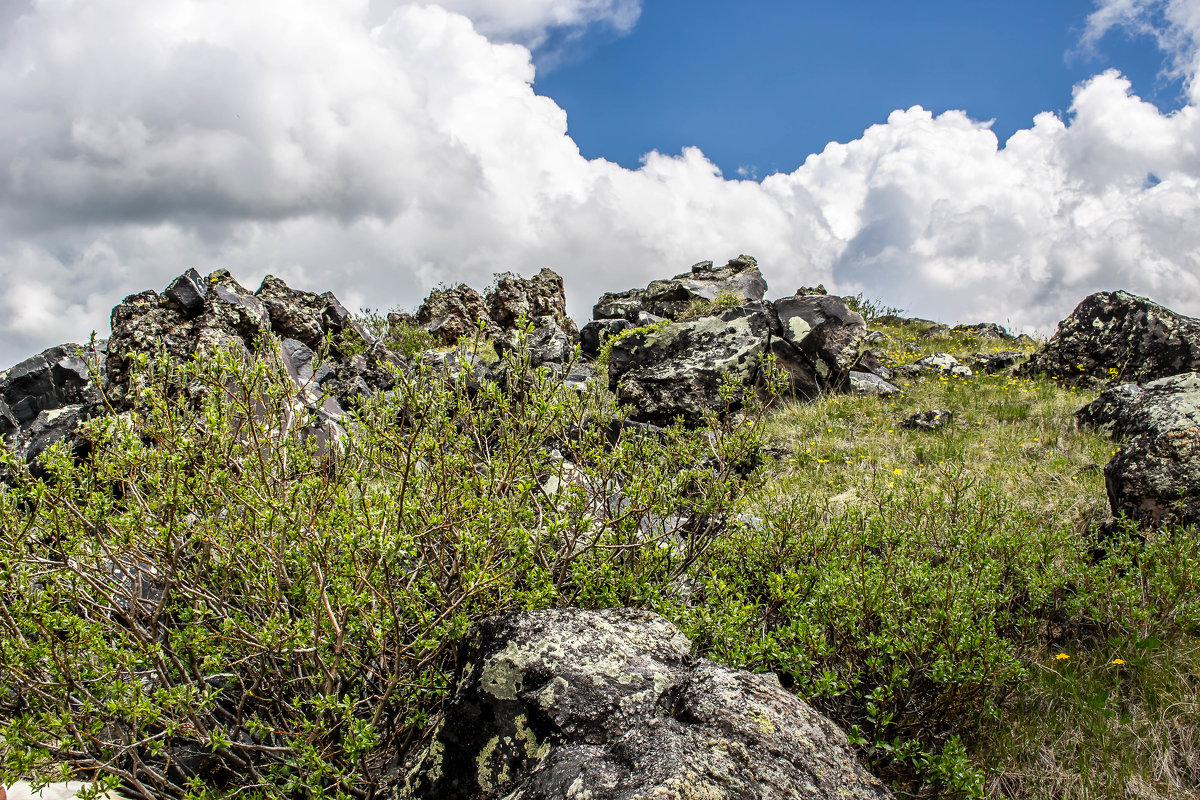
[
  {"x1": 536, "y1": 0, "x2": 1185, "y2": 177},
  {"x1": 1, "y1": 0, "x2": 1199, "y2": 366}
]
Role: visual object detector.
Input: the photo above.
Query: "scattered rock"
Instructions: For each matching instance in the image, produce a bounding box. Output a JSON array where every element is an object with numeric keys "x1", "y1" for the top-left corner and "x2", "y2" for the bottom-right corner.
[
  {"x1": 902, "y1": 409, "x2": 954, "y2": 430},
  {"x1": 918, "y1": 323, "x2": 952, "y2": 338},
  {"x1": 1077, "y1": 373, "x2": 1200, "y2": 528},
  {"x1": 495, "y1": 315, "x2": 574, "y2": 369},
  {"x1": 952, "y1": 322, "x2": 1014, "y2": 341},
  {"x1": 1020, "y1": 290, "x2": 1200, "y2": 386},
  {"x1": 398, "y1": 608, "x2": 892, "y2": 800},
  {"x1": 973, "y1": 350, "x2": 1027, "y2": 374},
  {"x1": 849, "y1": 371, "x2": 900, "y2": 396},
  {"x1": 916, "y1": 353, "x2": 973, "y2": 378}
]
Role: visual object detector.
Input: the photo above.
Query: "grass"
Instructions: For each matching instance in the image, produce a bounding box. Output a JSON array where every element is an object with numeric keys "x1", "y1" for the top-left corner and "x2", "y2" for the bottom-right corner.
[{"x1": 684, "y1": 319, "x2": 1200, "y2": 797}]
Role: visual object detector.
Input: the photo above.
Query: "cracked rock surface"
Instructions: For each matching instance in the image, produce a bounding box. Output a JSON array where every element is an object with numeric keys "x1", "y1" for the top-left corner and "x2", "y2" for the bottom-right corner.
[{"x1": 398, "y1": 608, "x2": 892, "y2": 800}]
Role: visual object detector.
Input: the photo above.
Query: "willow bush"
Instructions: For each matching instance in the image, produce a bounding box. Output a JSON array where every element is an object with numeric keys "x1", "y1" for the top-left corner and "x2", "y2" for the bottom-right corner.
[{"x1": 0, "y1": 336, "x2": 772, "y2": 800}]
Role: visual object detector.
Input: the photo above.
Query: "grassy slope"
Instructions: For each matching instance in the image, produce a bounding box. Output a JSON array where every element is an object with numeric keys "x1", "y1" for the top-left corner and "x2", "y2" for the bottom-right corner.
[{"x1": 693, "y1": 320, "x2": 1200, "y2": 798}]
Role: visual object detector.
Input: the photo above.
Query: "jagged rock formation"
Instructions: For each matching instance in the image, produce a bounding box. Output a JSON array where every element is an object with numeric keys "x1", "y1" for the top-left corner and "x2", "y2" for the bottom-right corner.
[
  {"x1": 416, "y1": 283, "x2": 498, "y2": 345},
  {"x1": 1077, "y1": 373, "x2": 1200, "y2": 529},
  {"x1": 416, "y1": 268, "x2": 576, "y2": 349},
  {"x1": 1021, "y1": 290, "x2": 1200, "y2": 386},
  {"x1": 592, "y1": 255, "x2": 767, "y2": 322},
  {"x1": 398, "y1": 608, "x2": 892, "y2": 800}
]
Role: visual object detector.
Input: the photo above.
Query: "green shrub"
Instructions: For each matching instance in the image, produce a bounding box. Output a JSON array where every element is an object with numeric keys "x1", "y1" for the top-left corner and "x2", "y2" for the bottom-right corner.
[
  {"x1": 0, "y1": 338, "x2": 770, "y2": 799},
  {"x1": 357, "y1": 307, "x2": 438, "y2": 360}
]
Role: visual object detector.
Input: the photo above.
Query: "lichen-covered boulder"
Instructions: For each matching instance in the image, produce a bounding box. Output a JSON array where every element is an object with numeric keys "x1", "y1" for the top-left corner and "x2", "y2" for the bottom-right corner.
[
  {"x1": 398, "y1": 608, "x2": 891, "y2": 800},
  {"x1": 606, "y1": 304, "x2": 775, "y2": 426},
  {"x1": 916, "y1": 353, "x2": 973, "y2": 378},
  {"x1": 773, "y1": 294, "x2": 868, "y2": 380},
  {"x1": 1020, "y1": 291, "x2": 1200, "y2": 386},
  {"x1": 579, "y1": 319, "x2": 634, "y2": 357},
  {"x1": 255, "y1": 274, "x2": 372, "y2": 355},
  {"x1": 486, "y1": 268, "x2": 578, "y2": 337},
  {"x1": 592, "y1": 255, "x2": 767, "y2": 323},
  {"x1": 416, "y1": 284, "x2": 498, "y2": 345},
  {"x1": 1077, "y1": 373, "x2": 1200, "y2": 528},
  {"x1": 495, "y1": 316, "x2": 575, "y2": 369},
  {"x1": 952, "y1": 322, "x2": 1014, "y2": 341}
]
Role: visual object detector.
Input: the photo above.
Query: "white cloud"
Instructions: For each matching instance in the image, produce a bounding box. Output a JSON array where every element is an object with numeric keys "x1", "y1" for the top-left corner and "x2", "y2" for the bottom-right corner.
[{"x1": 1, "y1": 0, "x2": 1200, "y2": 367}]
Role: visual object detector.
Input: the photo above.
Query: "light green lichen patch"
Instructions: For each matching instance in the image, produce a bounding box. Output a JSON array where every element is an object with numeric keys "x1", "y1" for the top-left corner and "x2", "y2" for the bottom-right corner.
[
  {"x1": 476, "y1": 734, "x2": 511, "y2": 793},
  {"x1": 513, "y1": 713, "x2": 549, "y2": 763},
  {"x1": 787, "y1": 316, "x2": 812, "y2": 342}
]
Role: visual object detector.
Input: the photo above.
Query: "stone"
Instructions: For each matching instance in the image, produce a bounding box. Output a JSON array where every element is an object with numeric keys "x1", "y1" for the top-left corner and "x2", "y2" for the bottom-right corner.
[
  {"x1": 416, "y1": 284, "x2": 498, "y2": 345},
  {"x1": 1020, "y1": 290, "x2": 1200, "y2": 387},
  {"x1": 773, "y1": 294, "x2": 868, "y2": 379},
  {"x1": 973, "y1": 350, "x2": 1027, "y2": 374},
  {"x1": 918, "y1": 323, "x2": 951, "y2": 339},
  {"x1": 1077, "y1": 373, "x2": 1200, "y2": 528},
  {"x1": 255, "y1": 274, "x2": 331, "y2": 351},
  {"x1": 902, "y1": 409, "x2": 953, "y2": 430},
  {"x1": 495, "y1": 316, "x2": 574, "y2": 369},
  {"x1": 850, "y1": 371, "x2": 900, "y2": 396},
  {"x1": 952, "y1": 322, "x2": 1014, "y2": 341},
  {"x1": 163, "y1": 268, "x2": 207, "y2": 317},
  {"x1": 579, "y1": 319, "x2": 633, "y2": 357},
  {"x1": 592, "y1": 255, "x2": 768, "y2": 322},
  {"x1": 606, "y1": 303, "x2": 775, "y2": 426},
  {"x1": 397, "y1": 608, "x2": 892, "y2": 800},
  {"x1": 916, "y1": 353, "x2": 973, "y2": 378},
  {"x1": 486, "y1": 268, "x2": 577, "y2": 337}
]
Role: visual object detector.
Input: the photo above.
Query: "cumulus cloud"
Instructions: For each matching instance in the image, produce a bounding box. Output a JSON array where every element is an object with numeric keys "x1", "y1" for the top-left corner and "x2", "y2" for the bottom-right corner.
[{"x1": 1, "y1": 0, "x2": 1199, "y2": 366}]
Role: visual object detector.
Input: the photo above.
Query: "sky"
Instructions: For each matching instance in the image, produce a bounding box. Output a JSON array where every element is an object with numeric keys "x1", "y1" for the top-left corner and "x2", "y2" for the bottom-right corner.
[{"x1": 1, "y1": 0, "x2": 1199, "y2": 367}]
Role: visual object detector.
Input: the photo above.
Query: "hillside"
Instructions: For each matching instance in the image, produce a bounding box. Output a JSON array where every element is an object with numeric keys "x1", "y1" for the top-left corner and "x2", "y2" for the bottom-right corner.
[{"x1": 2, "y1": 259, "x2": 1200, "y2": 799}]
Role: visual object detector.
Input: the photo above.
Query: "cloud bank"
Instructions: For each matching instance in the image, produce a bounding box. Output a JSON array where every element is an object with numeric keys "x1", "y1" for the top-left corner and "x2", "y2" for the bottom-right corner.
[{"x1": 0, "y1": 0, "x2": 1198, "y2": 366}]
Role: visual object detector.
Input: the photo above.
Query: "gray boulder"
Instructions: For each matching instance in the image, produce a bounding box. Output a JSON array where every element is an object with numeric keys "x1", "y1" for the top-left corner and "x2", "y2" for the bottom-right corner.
[
  {"x1": 850, "y1": 371, "x2": 900, "y2": 396},
  {"x1": 592, "y1": 255, "x2": 767, "y2": 323},
  {"x1": 496, "y1": 316, "x2": 575, "y2": 369},
  {"x1": 579, "y1": 319, "x2": 634, "y2": 357},
  {"x1": 1077, "y1": 373, "x2": 1200, "y2": 529},
  {"x1": 916, "y1": 353, "x2": 973, "y2": 378},
  {"x1": 973, "y1": 350, "x2": 1027, "y2": 374},
  {"x1": 255, "y1": 274, "x2": 373, "y2": 355},
  {"x1": 1020, "y1": 290, "x2": 1200, "y2": 386},
  {"x1": 606, "y1": 303, "x2": 774, "y2": 426},
  {"x1": 398, "y1": 608, "x2": 891, "y2": 800},
  {"x1": 952, "y1": 322, "x2": 1013, "y2": 341}
]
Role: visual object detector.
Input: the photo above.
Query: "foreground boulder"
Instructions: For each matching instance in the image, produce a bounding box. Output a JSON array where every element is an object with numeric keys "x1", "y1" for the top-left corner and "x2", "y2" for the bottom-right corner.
[
  {"x1": 593, "y1": 255, "x2": 767, "y2": 322},
  {"x1": 1021, "y1": 291, "x2": 1200, "y2": 386},
  {"x1": 773, "y1": 293, "x2": 867, "y2": 379},
  {"x1": 398, "y1": 608, "x2": 891, "y2": 800},
  {"x1": 1077, "y1": 373, "x2": 1200, "y2": 529}
]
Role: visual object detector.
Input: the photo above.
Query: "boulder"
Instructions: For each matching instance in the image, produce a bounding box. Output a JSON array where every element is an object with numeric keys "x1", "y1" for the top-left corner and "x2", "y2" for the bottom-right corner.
[
  {"x1": 1020, "y1": 290, "x2": 1200, "y2": 386},
  {"x1": 398, "y1": 608, "x2": 892, "y2": 800},
  {"x1": 416, "y1": 284, "x2": 498, "y2": 345},
  {"x1": 255, "y1": 274, "x2": 373, "y2": 354},
  {"x1": 850, "y1": 371, "x2": 900, "y2": 396},
  {"x1": 606, "y1": 303, "x2": 775, "y2": 426},
  {"x1": 486, "y1": 268, "x2": 577, "y2": 337},
  {"x1": 579, "y1": 319, "x2": 633, "y2": 357},
  {"x1": 952, "y1": 323, "x2": 1014, "y2": 341},
  {"x1": 1077, "y1": 373, "x2": 1200, "y2": 528},
  {"x1": 495, "y1": 316, "x2": 575, "y2": 369},
  {"x1": 0, "y1": 342, "x2": 107, "y2": 474},
  {"x1": 973, "y1": 350, "x2": 1027, "y2": 374},
  {"x1": 592, "y1": 255, "x2": 767, "y2": 323},
  {"x1": 773, "y1": 294, "x2": 868, "y2": 379},
  {"x1": 916, "y1": 353, "x2": 973, "y2": 378}
]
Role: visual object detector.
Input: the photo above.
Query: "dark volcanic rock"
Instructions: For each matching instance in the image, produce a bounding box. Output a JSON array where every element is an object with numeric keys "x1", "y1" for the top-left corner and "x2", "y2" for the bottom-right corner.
[
  {"x1": 592, "y1": 255, "x2": 767, "y2": 323},
  {"x1": 1021, "y1": 290, "x2": 1200, "y2": 386},
  {"x1": 952, "y1": 322, "x2": 1013, "y2": 341},
  {"x1": 496, "y1": 316, "x2": 575, "y2": 369},
  {"x1": 579, "y1": 319, "x2": 634, "y2": 357},
  {"x1": 416, "y1": 283, "x2": 498, "y2": 345},
  {"x1": 973, "y1": 350, "x2": 1027, "y2": 374},
  {"x1": 773, "y1": 294, "x2": 868, "y2": 379},
  {"x1": 486, "y1": 268, "x2": 577, "y2": 337},
  {"x1": 916, "y1": 353, "x2": 973, "y2": 378},
  {"x1": 398, "y1": 608, "x2": 891, "y2": 800},
  {"x1": 1078, "y1": 373, "x2": 1200, "y2": 529},
  {"x1": 606, "y1": 303, "x2": 775, "y2": 426},
  {"x1": 164, "y1": 268, "x2": 207, "y2": 317}
]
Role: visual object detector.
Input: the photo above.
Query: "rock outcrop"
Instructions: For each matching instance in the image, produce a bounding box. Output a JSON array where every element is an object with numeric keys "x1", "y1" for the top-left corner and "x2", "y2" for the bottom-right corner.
[
  {"x1": 487, "y1": 268, "x2": 577, "y2": 338},
  {"x1": 398, "y1": 608, "x2": 892, "y2": 800},
  {"x1": 592, "y1": 256, "x2": 767, "y2": 322},
  {"x1": 416, "y1": 283, "x2": 498, "y2": 345},
  {"x1": 1021, "y1": 290, "x2": 1200, "y2": 386},
  {"x1": 1077, "y1": 373, "x2": 1200, "y2": 529}
]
